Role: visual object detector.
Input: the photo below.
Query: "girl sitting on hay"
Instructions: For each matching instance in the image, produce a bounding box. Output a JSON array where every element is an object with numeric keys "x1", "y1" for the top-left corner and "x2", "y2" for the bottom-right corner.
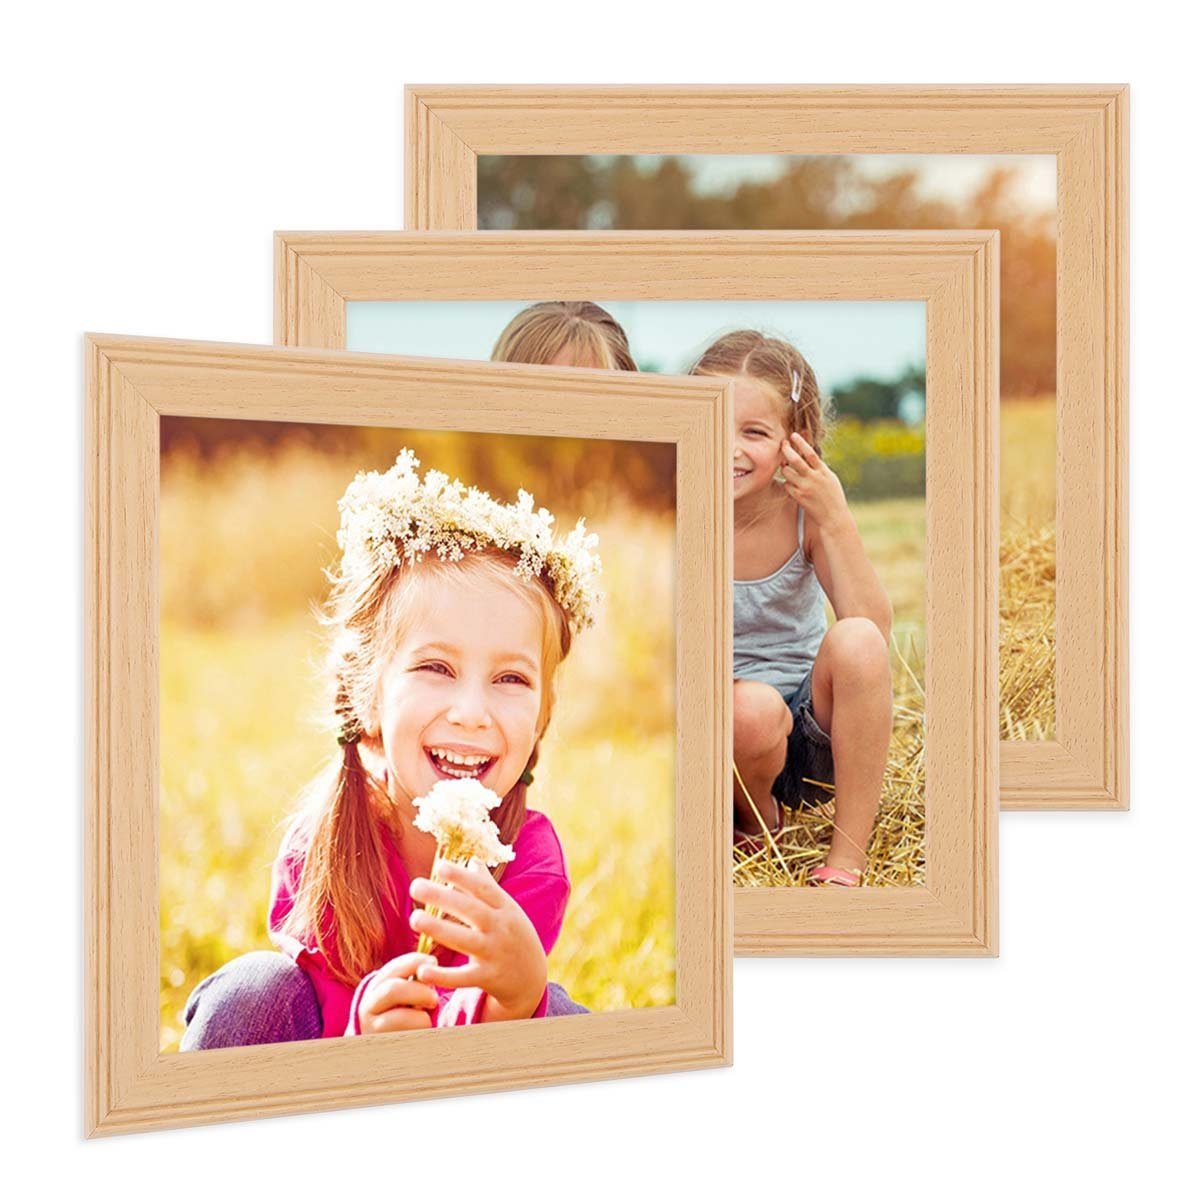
[{"x1": 692, "y1": 331, "x2": 894, "y2": 887}]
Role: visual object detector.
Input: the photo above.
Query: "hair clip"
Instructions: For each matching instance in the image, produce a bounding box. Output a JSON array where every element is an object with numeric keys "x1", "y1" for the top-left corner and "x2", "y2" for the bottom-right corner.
[{"x1": 790, "y1": 368, "x2": 802, "y2": 404}]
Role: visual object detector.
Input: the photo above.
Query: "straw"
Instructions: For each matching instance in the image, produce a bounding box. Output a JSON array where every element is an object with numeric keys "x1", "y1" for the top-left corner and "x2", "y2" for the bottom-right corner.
[{"x1": 999, "y1": 521, "x2": 1055, "y2": 741}]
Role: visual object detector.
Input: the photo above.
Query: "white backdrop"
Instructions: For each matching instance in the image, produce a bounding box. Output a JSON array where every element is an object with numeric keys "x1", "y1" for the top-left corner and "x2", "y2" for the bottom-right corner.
[{"x1": 4, "y1": 3, "x2": 1192, "y2": 1195}]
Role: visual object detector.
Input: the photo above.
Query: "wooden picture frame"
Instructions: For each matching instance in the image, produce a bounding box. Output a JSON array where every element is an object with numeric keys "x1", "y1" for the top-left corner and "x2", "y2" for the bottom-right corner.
[
  {"x1": 403, "y1": 84, "x2": 1129, "y2": 812},
  {"x1": 273, "y1": 229, "x2": 999, "y2": 957},
  {"x1": 85, "y1": 335, "x2": 732, "y2": 1135}
]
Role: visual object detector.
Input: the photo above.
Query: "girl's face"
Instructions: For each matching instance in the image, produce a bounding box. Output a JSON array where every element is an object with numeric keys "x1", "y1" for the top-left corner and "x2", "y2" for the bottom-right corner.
[
  {"x1": 374, "y1": 573, "x2": 546, "y2": 807},
  {"x1": 733, "y1": 375, "x2": 789, "y2": 499}
]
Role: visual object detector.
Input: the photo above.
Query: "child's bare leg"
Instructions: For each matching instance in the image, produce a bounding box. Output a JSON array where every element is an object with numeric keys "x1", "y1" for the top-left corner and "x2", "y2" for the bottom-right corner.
[
  {"x1": 810, "y1": 618, "x2": 892, "y2": 873},
  {"x1": 732, "y1": 680, "x2": 791, "y2": 835}
]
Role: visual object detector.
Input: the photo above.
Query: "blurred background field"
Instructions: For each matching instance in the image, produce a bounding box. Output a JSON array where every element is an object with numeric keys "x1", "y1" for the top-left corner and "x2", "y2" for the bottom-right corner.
[{"x1": 160, "y1": 425, "x2": 677, "y2": 1051}]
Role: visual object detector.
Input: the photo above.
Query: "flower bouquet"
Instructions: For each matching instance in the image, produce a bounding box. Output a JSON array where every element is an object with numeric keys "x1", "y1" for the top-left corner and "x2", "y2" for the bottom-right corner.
[{"x1": 411, "y1": 777, "x2": 515, "y2": 956}]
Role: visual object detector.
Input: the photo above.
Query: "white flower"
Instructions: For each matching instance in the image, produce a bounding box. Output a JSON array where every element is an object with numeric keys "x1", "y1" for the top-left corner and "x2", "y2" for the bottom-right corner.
[
  {"x1": 335, "y1": 449, "x2": 602, "y2": 633},
  {"x1": 412, "y1": 778, "x2": 516, "y2": 867}
]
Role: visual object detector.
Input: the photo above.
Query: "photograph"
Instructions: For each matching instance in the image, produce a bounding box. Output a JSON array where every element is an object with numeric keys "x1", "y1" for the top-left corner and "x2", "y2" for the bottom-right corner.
[
  {"x1": 86, "y1": 336, "x2": 731, "y2": 1132},
  {"x1": 160, "y1": 420, "x2": 678, "y2": 1050},
  {"x1": 349, "y1": 297, "x2": 926, "y2": 891}
]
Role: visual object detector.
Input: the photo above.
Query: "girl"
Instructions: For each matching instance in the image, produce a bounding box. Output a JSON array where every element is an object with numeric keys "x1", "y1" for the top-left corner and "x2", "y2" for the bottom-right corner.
[
  {"x1": 491, "y1": 300, "x2": 638, "y2": 371},
  {"x1": 182, "y1": 450, "x2": 600, "y2": 1047},
  {"x1": 692, "y1": 331, "x2": 894, "y2": 887}
]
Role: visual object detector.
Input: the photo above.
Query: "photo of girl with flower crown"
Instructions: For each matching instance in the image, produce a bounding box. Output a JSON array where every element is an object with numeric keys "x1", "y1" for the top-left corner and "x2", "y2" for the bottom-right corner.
[
  {"x1": 348, "y1": 298, "x2": 926, "y2": 891},
  {"x1": 161, "y1": 426, "x2": 677, "y2": 1051}
]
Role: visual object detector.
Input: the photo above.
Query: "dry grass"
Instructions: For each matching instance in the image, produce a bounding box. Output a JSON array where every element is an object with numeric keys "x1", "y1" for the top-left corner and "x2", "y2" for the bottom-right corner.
[
  {"x1": 1001, "y1": 398, "x2": 1056, "y2": 527},
  {"x1": 998, "y1": 396, "x2": 1056, "y2": 739},
  {"x1": 999, "y1": 521, "x2": 1056, "y2": 741}
]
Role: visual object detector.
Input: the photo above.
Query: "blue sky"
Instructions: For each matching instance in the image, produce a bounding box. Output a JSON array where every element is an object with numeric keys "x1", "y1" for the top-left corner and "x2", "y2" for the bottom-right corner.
[{"x1": 347, "y1": 299, "x2": 926, "y2": 390}]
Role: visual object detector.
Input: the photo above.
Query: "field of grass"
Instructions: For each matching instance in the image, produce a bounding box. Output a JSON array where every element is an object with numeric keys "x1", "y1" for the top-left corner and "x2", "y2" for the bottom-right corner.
[
  {"x1": 1001, "y1": 398, "x2": 1056, "y2": 527},
  {"x1": 1000, "y1": 398, "x2": 1056, "y2": 740}
]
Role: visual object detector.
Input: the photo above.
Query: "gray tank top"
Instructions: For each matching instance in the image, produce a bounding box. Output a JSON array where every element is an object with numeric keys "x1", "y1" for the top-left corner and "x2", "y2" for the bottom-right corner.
[{"x1": 733, "y1": 506, "x2": 827, "y2": 699}]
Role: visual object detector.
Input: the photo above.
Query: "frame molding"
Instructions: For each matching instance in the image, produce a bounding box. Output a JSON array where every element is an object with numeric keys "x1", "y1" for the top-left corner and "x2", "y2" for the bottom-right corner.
[
  {"x1": 273, "y1": 229, "x2": 999, "y2": 956},
  {"x1": 85, "y1": 336, "x2": 732, "y2": 1134},
  {"x1": 403, "y1": 84, "x2": 1129, "y2": 812}
]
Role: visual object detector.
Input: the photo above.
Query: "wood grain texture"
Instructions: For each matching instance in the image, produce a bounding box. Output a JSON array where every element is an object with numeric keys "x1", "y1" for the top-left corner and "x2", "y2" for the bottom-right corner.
[
  {"x1": 403, "y1": 84, "x2": 1129, "y2": 812},
  {"x1": 404, "y1": 89, "x2": 476, "y2": 231},
  {"x1": 84, "y1": 337, "x2": 732, "y2": 1135},
  {"x1": 271, "y1": 230, "x2": 999, "y2": 958}
]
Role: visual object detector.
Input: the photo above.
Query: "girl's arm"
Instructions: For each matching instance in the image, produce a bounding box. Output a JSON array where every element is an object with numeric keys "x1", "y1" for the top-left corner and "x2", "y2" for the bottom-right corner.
[
  {"x1": 807, "y1": 518, "x2": 893, "y2": 641},
  {"x1": 782, "y1": 434, "x2": 893, "y2": 641}
]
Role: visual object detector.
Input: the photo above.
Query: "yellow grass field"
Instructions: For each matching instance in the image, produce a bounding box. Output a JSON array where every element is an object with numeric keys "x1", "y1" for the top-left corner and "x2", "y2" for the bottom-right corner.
[
  {"x1": 1001, "y1": 398, "x2": 1055, "y2": 527},
  {"x1": 999, "y1": 399, "x2": 1056, "y2": 740}
]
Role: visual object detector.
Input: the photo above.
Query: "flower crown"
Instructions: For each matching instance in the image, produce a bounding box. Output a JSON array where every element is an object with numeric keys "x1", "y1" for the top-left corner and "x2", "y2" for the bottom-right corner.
[{"x1": 336, "y1": 449, "x2": 602, "y2": 635}]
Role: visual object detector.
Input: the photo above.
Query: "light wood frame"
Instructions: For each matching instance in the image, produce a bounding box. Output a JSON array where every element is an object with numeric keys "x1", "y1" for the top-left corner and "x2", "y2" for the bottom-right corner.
[
  {"x1": 273, "y1": 229, "x2": 999, "y2": 958},
  {"x1": 85, "y1": 335, "x2": 732, "y2": 1135},
  {"x1": 403, "y1": 84, "x2": 1129, "y2": 812}
]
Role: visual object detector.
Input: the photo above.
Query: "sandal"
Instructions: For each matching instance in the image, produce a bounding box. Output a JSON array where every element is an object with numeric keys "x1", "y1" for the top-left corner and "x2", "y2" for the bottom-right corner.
[
  {"x1": 733, "y1": 811, "x2": 784, "y2": 855},
  {"x1": 807, "y1": 864, "x2": 863, "y2": 887}
]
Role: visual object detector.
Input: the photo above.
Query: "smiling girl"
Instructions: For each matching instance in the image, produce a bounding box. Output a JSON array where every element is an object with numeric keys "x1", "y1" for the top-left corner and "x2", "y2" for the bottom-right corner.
[
  {"x1": 181, "y1": 451, "x2": 600, "y2": 1046},
  {"x1": 692, "y1": 331, "x2": 893, "y2": 886}
]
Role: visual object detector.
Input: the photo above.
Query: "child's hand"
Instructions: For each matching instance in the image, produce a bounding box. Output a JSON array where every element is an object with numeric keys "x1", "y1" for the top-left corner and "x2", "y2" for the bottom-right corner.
[
  {"x1": 409, "y1": 860, "x2": 548, "y2": 1022},
  {"x1": 357, "y1": 952, "x2": 439, "y2": 1034},
  {"x1": 780, "y1": 433, "x2": 851, "y2": 531}
]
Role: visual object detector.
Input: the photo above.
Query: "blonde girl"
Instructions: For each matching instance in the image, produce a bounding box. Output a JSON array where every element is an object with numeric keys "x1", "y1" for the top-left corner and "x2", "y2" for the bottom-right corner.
[
  {"x1": 182, "y1": 451, "x2": 599, "y2": 1046},
  {"x1": 692, "y1": 331, "x2": 893, "y2": 886},
  {"x1": 491, "y1": 300, "x2": 638, "y2": 371}
]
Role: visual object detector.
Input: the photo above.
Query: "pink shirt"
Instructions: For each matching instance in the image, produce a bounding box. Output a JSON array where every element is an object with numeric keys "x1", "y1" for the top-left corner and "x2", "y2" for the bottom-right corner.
[{"x1": 268, "y1": 808, "x2": 569, "y2": 1037}]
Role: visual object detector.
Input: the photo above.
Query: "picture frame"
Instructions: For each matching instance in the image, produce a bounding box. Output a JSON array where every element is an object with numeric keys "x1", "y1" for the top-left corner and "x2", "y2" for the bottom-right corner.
[
  {"x1": 84, "y1": 335, "x2": 732, "y2": 1135},
  {"x1": 273, "y1": 229, "x2": 1000, "y2": 956},
  {"x1": 402, "y1": 84, "x2": 1129, "y2": 813}
]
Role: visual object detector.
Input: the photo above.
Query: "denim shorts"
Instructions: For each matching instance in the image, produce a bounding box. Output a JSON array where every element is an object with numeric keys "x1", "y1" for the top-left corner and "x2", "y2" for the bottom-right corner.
[{"x1": 771, "y1": 672, "x2": 835, "y2": 810}]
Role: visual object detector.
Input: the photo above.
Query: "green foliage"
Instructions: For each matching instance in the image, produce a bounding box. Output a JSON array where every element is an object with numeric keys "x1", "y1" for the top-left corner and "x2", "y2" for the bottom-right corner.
[
  {"x1": 825, "y1": 418, "x2": 926, "y2": 501},
  {"x1": 830, "y1": 363, "x2": 926, "y2": 422}
]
